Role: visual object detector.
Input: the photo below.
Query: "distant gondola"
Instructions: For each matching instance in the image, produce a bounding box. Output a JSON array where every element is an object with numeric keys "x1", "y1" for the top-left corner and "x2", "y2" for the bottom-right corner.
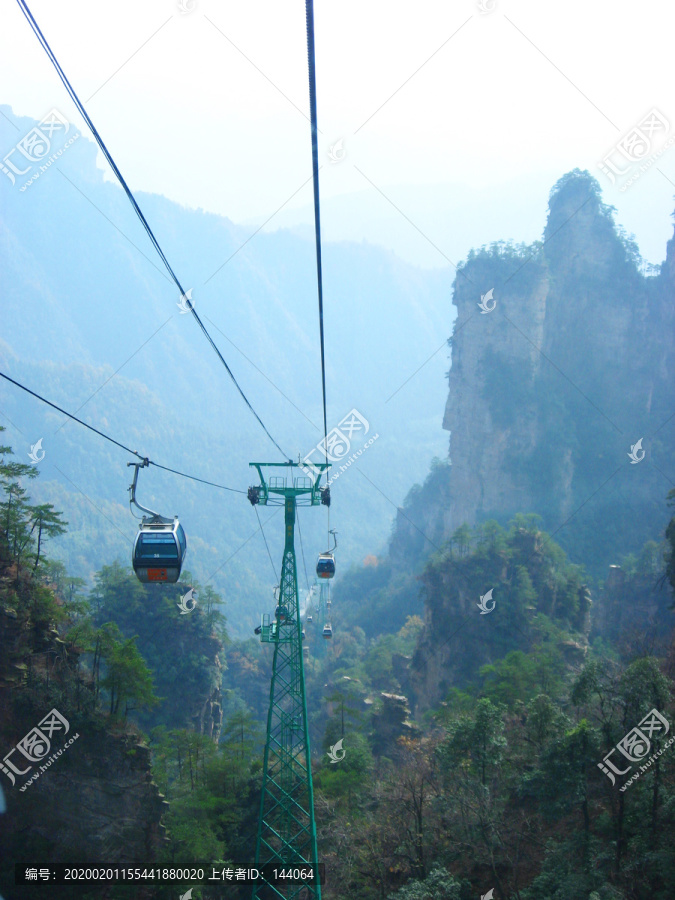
[{"x1": 322, "y1": 623, "x2": 333, "y2": 639}]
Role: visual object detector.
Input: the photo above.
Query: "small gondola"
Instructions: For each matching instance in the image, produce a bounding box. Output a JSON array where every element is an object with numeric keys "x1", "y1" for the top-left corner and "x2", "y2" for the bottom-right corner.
[
  {"x1": 132, "y1": 518, "x2": 186, "y2": 584},
  {"x1": 322, "y1": 623, "x2": 333, "y2": 639},
  {"x1": 316, "y1": 552, "x2": 335, "y2": 579},
  {"x1": 316, "y1": 529, "x2": 338, "y2": 579},
  {"x1": 128, "y1": 461, "x2": 187, "y2": 584}
]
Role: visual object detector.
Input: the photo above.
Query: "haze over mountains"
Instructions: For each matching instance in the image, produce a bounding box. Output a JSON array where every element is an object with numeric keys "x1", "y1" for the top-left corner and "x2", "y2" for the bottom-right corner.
[
  {"x1": 250, "y1": 173, "x2": 673, "y2": 271},
  {"x1": 0, "y1": 105, "x2": 450, "y2": 635},
  {"x1": 2, "y1": 105, "x2": 674, "y2": 639}
]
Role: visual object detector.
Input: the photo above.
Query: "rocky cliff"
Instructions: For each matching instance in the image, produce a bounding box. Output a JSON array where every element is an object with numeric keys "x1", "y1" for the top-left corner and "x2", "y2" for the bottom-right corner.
[
  {"x1": 0, "y1": 580, "x2": 167, "y2": 897},
  {"x1": 392, "y1": 170, "x2": 675, "y2": 575},
  {"x1": 591, "y1": 560, "x2": 674, "y2": 653}
]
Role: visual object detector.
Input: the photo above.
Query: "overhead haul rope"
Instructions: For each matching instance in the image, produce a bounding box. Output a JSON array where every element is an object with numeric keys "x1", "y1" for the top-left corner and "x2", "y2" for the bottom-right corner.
[
  {"x1": 17, "y1": 0, "x2": 288, "y2": 461},
  {"x1": 304, "y1": 0, "x2": 331, "y2": 543},
  {"x1": 0, "y1": 370, "x2": 246, "y2": 494}
]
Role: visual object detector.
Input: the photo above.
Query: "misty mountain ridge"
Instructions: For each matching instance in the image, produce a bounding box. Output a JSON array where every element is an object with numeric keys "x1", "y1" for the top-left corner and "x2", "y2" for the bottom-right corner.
[
  {"x1": 335, "y1": 169, "x2": 675, "y2": 639},
  {"x1": 0, "y1": 104, "x2": 449, "y2": 635}
]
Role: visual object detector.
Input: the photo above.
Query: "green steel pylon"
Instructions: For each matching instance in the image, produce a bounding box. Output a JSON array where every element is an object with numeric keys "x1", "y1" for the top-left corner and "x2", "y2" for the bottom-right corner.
[{"x1": 248, "y1": 461, "x2": 330, "y2": 900}]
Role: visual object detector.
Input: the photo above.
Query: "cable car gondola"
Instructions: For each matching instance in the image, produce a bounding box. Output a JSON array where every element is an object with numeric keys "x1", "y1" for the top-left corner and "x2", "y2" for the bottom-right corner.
[
  {"x1": 316, "y1": 553, "x2": 335, "y2": 579},
  {"x1": 316, "y1": 529, "x2": 338, "y2": 580},
  {"x1": 322, "y1": 623, "x2": 333, "y2": 639},
  {"x1": 128, "y1": 461, "x2": 186, "y2": 584}
]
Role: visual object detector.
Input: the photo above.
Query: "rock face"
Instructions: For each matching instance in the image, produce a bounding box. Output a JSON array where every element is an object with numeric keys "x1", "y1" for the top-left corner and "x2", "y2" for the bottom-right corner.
[
  {"x1": 1, "y1": 720, "x2": 167, "y2": 864},
  {"x1": 392, "y1": 171, "x2": 675, "y2": 575},
  {"x1": 591, "y1": 563, "x2": 674, "y2": 650},
  {"x1": 0, "y1": 591, "x2": 167, "y2": 888},
  {"x1": 371, "y1": 692, "x2": 420, "y2": 755}
]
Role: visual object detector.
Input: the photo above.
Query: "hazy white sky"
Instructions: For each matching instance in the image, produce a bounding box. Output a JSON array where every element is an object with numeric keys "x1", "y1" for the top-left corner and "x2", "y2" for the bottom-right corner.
[{"x1": 2, "y1": 0, "x2": 674, "y2": 265}]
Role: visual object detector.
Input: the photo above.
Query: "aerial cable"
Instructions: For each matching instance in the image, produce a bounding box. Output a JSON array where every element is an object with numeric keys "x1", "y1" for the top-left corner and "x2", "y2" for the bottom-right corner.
[
  {"x1": 304, "y1": 0, "x2": 329, "y2": 472},
  {"x1": 16, "y1": 0, "x2": 288, "y2": 461},
  {"x1": 0, "y1": 369, "x2": 246, "y2": 494}
]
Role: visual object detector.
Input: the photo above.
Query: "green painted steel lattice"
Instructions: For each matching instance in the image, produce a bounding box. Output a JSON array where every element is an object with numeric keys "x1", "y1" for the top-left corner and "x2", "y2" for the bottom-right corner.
[{"x1": 250, "y1": 462, "x2": 328, "y2": 899}]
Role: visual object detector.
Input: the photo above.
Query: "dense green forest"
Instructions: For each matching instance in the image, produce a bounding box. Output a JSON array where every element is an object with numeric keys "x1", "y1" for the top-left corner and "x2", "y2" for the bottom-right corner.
[{"x1": 2, "y1": 427, "x2": 674, "y2": 899}]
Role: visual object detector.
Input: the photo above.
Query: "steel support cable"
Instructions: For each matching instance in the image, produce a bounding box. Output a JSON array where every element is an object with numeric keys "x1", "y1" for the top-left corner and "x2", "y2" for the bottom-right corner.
[
  {"x1": 305, "y1": 0, "x2": 333, "y2": 550},
  {"x1": 0, "y1": 369, "x2": 245, "y2": 494},
  {"x1": 17, "y1": 0, "x2": 288, "y2": 460},
  {"x1": 304, "y1": 0, "x2": 329, "y2": 467}
]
